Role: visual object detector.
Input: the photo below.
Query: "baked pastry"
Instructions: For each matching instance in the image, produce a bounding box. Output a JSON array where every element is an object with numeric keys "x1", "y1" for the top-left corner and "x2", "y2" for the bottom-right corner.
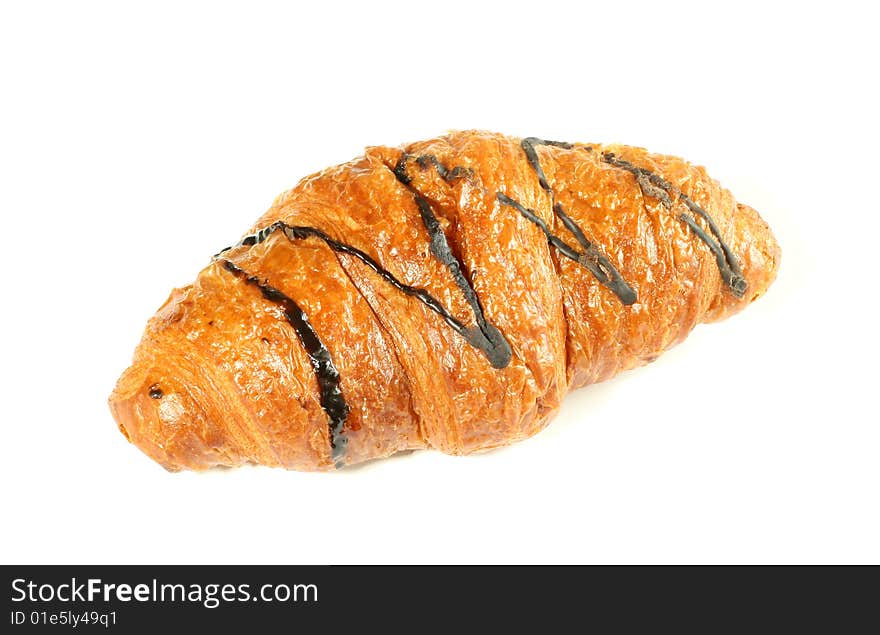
[{"x1": 109, "y1": 130, "x2": 780, "y2": 471}]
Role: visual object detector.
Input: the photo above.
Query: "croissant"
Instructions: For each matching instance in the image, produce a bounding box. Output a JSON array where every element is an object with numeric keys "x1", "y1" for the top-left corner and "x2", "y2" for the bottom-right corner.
[{"x1": 109, "y1": 130, "x2": 779, "y2": 471}]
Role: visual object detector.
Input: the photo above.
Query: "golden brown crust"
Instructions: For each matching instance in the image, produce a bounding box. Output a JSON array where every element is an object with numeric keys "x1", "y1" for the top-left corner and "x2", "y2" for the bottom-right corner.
[{"x1": 109, "y1": 130, "x2": 780, "y2": 471}]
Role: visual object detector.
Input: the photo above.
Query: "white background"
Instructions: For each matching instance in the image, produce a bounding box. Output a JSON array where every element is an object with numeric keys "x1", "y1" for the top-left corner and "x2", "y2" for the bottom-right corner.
[{"x1": 1, "y1": 1, "x2": 877, "y2": 564}]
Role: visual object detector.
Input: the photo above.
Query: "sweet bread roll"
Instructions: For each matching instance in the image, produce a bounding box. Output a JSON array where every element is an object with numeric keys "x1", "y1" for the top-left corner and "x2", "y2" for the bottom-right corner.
[{"x1": 109, "y1": 130, "x2": 780, "y2": 471}]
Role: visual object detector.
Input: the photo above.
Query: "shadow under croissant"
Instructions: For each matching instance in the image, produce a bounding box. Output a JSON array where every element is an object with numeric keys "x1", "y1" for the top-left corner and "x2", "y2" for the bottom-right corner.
[
  {"x1": 343, "y1": 370, "x2": 632, "y2": 472},
  {"x1": 330, "y1": 449, "x2": 420, "y2": 474},
  {"x1": 180, "y1": 364, "x2": 647, "y2": 475}
]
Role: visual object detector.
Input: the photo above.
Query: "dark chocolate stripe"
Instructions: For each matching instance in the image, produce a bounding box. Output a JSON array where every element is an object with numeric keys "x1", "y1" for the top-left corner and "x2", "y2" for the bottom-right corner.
[
  {"x1": 414, "y1": 154, "x2": 473, "y2": 182},
  {"x1": 496, "y1": 193, "x2": 637, "y2": 305},
  {"x1": 679, "y1": 193, "x2": 743, "y2": 286},
  {"x1": 496, "y1": 193, "x2": 582, "y2": 261},
  {"x1": 219, "y1": 222, "x2": 511, "y2": 369},
  {"x1": 602, "y1": 152, "x2": 746, "y2": 297},
  {"x1": 221, "y1": 259, "x2": 349, "y2": 468},
  {"x1": 521, "y1": 137, "x2": 572, "y2": 191},
  {"x1": 677, "y1": 214, "x2": 747, "y2": 295},
  {"x1": 519, "y1": 138, "x2": 637, "y2": 305},
  {"x1": 392, "y1": 154, "x2": 512, "y2": 368}
]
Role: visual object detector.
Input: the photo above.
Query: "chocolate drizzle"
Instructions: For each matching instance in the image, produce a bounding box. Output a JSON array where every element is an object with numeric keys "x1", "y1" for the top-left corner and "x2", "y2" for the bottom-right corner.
[
  {"x1": 517, "y1": 138, "x2": 637, "y2": 305},
  {"x1": 391, "y1": 154, "x2": 512, "y2": 369},
  {"x1": 211, "y1": 137, "x2": 747, "y2": 468},
  {"x1": 521, "y1": 137, "x2": 573, "y2": 190},
  {"x1": 413, "y1": 154, "x2": 473, "y2": 182},
  {"x1": 221, "y1": 259, "x2": 349, "y2": 468},
  {"x1": 219, "y1": 222, "x2": 512, "y2": 369},
  {"x1": 602, "y1": 152, "x2": 746, "y2": 297},
  {"x1": 495, "y1": 193, "x2": 634, "y2": 305}
]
